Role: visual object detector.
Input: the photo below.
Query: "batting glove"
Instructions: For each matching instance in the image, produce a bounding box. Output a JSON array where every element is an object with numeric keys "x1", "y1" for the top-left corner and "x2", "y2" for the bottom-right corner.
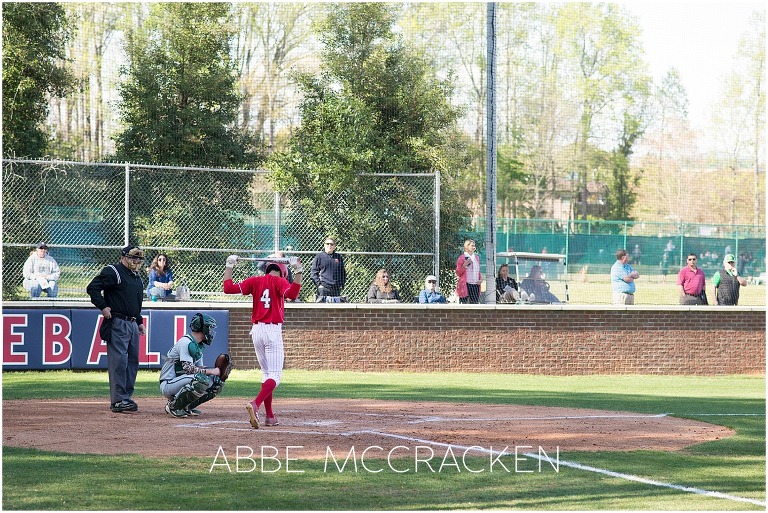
[
  {"x1": 225, "y1": 255, "x2": 239, "y2": 268},
  {"x1": 288, "y1": 257, "x2": 303, "y2": 274}
]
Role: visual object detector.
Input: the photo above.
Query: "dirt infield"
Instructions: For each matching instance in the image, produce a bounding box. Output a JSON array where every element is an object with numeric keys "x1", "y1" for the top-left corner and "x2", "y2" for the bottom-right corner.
[{"x1": 3, "y1": 398, "x2": 733, "y2": 460}]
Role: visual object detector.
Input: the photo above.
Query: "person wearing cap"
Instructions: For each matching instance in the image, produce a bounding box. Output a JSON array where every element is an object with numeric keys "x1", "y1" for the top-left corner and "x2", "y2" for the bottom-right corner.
[
  {"x1": 86, "y1": 245, "x2": 147, "y2": 413},
  {"x1": 418, "y1": 275, "x2": 446, "y2": 304},
  {"x1": 712, "y1": 253, "x2": 748, "y2": 306},
  {"x1": 611, "y1": 248, "x2": 640, "y2": 305},
  {"x1": 677, "y1": 253, "x2": 707, "y2": 305},
  {"x1": 22, "y1": 242, "x2": 61, "y2": 298}
]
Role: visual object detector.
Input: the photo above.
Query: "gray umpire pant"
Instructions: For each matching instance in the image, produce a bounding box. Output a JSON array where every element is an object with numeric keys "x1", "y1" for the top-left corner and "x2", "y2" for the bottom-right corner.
[{"x1": 107, "y1": 317, "x2": 140, "y2": 405}]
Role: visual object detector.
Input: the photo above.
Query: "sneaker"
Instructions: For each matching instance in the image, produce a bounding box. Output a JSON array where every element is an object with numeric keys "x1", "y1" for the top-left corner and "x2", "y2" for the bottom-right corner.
[
  {"x1": 165, "y1": 402, "x2": 188, "y2": 418},
  {"x1": 185, "y1": 407, "x2": 202, "y2": 416},
  {"x1": 265, "y1": 416, "x2": 279, "y2": 427},
  {"x1": 124, "y1": 398, "x2": 138, "y2": 411},
  {"x1": 246, "y1": 401, "x2": 260, "y2": 429},
  {"x1": 110, "y1": 400, "x2": 134, "y2": 413}
]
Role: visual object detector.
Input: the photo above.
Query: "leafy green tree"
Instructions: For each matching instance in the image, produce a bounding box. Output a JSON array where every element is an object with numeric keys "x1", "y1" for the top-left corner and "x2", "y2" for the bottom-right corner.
[
  {"x1": 114, "y1": 3, "x2": 259, "y2": 167},
  {"x1": 2, "y1": 3, "x2": 72, "y2": 157},
  {"x1": 268, "y1": 3, "x2": 467, "y2": 281},
  {"x1": 113, "y1": 3, "x2": 262, "y2": 273}
]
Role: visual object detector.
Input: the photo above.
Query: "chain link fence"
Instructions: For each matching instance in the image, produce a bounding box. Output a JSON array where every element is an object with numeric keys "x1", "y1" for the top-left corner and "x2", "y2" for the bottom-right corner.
[
  {"x1": 2, "y1": 159, "x2": 438, "y2": 303},
  {"x1": 4, "y1": 159, "x2": 764, "y2": 305}
]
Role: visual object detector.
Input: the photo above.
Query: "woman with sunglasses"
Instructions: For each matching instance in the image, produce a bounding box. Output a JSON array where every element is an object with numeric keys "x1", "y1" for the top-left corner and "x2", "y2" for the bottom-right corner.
[{"x1": 147, "y1": 253, "x2": 175, "y2": 301}]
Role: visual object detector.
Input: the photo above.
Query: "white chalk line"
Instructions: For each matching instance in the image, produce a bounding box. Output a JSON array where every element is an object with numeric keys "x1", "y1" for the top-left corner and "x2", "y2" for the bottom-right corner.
[
  {"x1": 363, "y1": 430, "x2": 766, "y2": 508},
  {"x1": 177, "y1": 414, "x2": 765, "y2": 507}
]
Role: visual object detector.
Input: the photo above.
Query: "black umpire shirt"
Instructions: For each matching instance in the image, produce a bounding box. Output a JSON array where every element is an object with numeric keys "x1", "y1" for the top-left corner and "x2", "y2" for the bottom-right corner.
[{"x1": 87, "y1": 261, "x2": 145, "y2": 325}]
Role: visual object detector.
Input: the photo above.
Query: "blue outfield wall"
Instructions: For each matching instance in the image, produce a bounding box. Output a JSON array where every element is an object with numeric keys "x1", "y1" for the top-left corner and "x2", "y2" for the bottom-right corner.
[{"x1": 2, "y1": 308, "x2": 229, "y2": 370}]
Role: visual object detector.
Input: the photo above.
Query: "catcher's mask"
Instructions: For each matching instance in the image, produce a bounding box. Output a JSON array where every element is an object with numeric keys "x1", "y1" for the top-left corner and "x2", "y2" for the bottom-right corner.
[
  {"x1": 120, "y1": 245, "x2": 145, "y2": 272},
  {"x1": 265, "y1": 261, "x2": 288, "y2": 279},
  {"x1": 190, "y1": 313, "x2": 217, "y2": 345}
]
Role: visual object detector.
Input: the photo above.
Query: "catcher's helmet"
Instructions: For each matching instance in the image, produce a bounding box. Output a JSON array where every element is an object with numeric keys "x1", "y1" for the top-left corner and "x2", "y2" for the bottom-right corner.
[
  {"x1": 265, "y1": 261, "x2": 288, "y2": 279},
  {"x1": 190, "y1": 313, "x2": 217, "y2": 345}
]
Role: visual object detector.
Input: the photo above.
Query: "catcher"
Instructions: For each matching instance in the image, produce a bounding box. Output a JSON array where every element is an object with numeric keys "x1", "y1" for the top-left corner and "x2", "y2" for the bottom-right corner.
[{"x1": 159, "y1": 313, "x2": 232, "y2": 418}]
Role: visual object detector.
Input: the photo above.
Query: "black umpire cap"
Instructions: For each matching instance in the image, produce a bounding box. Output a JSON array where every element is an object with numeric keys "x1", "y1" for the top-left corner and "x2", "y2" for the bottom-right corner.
[{"x1": 121, "y1": 245, "x2": 145, "y2": 259}]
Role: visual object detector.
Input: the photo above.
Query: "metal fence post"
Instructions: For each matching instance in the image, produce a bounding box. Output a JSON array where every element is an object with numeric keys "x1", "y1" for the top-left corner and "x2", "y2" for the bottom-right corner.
[{"x1": 124, "y1": 163, "x2": 130, "y2": 246}]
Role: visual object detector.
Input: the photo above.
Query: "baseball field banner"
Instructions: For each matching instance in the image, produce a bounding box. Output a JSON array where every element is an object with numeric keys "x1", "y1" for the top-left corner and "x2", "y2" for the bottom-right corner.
[{"x1": 2, "y1": 309, "x2": 229, "y2": 370}]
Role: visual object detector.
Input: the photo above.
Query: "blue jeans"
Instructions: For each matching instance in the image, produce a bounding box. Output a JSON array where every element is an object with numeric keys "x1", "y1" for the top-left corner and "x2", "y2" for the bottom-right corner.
[{"x1": 30, "y1": 283, "x2": 59, "y2": 298}]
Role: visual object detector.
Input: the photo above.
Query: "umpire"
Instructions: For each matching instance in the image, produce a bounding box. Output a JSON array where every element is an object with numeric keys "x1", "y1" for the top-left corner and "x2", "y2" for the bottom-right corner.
[{"x1": 87, "y1": 245, "x2": 146, "y2": 413}]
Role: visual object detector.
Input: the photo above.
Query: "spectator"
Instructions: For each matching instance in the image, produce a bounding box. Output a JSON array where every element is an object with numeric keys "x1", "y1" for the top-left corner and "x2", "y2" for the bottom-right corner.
[
  {"x1": 418, "y1": 275, "x2": 447, "y2": 304},
  {"x1": 520, "y1": 265, "x2": 560, "y2": 304},
  {"x1": 631, "y1": 244, "x2": 642, "y2": 265},
  {"x1": 366, "y1": 268, "x2": 401, "y2": 303},
  {"x1": 455, "y1": 239, "x2": 482, "y2": 304},
  {"x1": 310, "y1": 237, "x2": 346, "y2": 301},
  {"x1": 677, "y1": 253, "x2": 707, "y2": 305},
  {"x1": 713, "y1": 254, "x2": 748, "y2": 305},
  {"x1": 659, "y1": 251, "x2": 670, "y2": 283},
  {"x1": 665, "y1": 239, "x2": 676, "y2": 253},
  {"x1": 495, "y1": 264, "x2": 519, "y2": 303},
  {"x1": 147, "y1": 253, "x2": 175, "y2": 301},
  {"x1": 611, "y1": 249, "x2": 640, "y2": 305},
  {"x1": 22, "y1": 242, "x2": 61, "y2": 298}
]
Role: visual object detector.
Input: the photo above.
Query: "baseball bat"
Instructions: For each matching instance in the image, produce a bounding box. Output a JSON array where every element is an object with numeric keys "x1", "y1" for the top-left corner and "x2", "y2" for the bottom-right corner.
[{"x1": 236, "y1": 257, "x2": 291, "y2": 264}]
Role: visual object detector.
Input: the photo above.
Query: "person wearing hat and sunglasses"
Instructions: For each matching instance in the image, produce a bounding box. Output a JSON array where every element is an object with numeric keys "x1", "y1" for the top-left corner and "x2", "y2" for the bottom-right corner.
[
  {"x1": 418, "y1": 275, "x2": 446, "y2": 303},
  {"x1": 712, "y1": 253, "x2": 748, "y2": 306},
  {"x1": 22, "y1": 242, "x2": 60, "y2": 298},
  {"x1": 87, "y1": 245, "x2": 147, "y2": 413}
]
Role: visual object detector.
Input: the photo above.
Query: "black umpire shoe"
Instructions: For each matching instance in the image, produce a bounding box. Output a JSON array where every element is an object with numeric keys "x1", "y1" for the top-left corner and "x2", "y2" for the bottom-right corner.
[{"x1": 110, "y1": 400, "x2": 137, "y2": 413}]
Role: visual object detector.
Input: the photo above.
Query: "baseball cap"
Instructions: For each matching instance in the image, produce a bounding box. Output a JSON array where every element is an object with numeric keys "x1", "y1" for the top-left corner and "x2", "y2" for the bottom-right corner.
[
  {"x1": 425, "y1": 275, "x2": 438, "y2": 283},
  {"x1": 121, "y1": 245, "x2": 145, "y2": 259},
  {"x1": 36, "y1": 242, "x2": 48, "y2": 249},
  {"x1": 724, "y1": 253, "x2": 736, "y2": 263}
]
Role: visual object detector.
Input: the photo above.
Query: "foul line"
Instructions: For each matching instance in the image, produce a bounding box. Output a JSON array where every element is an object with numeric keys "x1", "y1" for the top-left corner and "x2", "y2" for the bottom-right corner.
[
  {"x1": 364, "y1": 430, "x2": 766, "y2": 508},
  {"x1": 178, "y1": 415, "x2": 765, "y2": 507}
]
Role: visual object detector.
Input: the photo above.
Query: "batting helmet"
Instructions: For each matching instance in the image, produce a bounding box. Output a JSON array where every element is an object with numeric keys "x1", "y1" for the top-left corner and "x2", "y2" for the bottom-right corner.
[{"x1": 265, "y1": 261, "x2": 288, "y2": 279}]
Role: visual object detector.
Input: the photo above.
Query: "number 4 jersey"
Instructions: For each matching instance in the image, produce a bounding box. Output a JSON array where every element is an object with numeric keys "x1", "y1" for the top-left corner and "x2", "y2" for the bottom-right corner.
[{"x1": 223, "y1": 274, "x2": 301, "y2": 324}]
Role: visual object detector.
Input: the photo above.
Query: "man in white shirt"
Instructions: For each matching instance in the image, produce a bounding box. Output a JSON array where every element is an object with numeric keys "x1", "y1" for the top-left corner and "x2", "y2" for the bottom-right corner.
[{"x1": 23, "y1": 242, "x2": 61, "y2": 298}]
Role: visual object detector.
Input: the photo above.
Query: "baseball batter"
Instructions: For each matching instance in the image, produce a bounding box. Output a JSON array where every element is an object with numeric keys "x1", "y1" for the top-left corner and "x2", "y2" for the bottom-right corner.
[
  {"x1": 159, "y1": 313, "x2": 224, "y2": 418},
  {"x1": 223, "y1": 255, "x2": 303, "y2": 428}
]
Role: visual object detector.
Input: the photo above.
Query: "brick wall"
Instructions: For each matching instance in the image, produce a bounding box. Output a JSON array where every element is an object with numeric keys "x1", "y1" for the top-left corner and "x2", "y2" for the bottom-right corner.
[{"x1": 225, "y1": 304, "x2": 765, "y2": 375}]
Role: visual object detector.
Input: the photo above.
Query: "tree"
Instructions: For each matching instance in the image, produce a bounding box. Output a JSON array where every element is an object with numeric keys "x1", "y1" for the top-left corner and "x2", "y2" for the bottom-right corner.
[
  {"x1": 267, "y1": 3, "x2": 466, "y2": 282},
  {"x1": 2, "y1": 2, "x2": 72, "y2": 157},
  {"x1": 232, "y1": 3, "x2": 317, "y2": 150},
  {"x1": 555, "y1": 4, "x2": 649, "y2": 220},
  {"x1": 113, "y1": 3, "x2": 262, "y2": 268},
  {"x1": 114, "y1": 3, "x2": 258, "y2": 167}
]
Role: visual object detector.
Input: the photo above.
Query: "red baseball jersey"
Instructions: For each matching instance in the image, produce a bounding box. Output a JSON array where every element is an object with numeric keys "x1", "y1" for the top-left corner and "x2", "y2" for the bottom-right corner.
[{"x1": 223, "y1": 275, "x2": 301, "y2": 324}]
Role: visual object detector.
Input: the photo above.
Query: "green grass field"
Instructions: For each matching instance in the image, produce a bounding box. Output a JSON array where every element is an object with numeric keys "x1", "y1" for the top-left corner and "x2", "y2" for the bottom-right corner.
[{"x1": 2, "y1": 370, "x2": 765, "y2": 510}]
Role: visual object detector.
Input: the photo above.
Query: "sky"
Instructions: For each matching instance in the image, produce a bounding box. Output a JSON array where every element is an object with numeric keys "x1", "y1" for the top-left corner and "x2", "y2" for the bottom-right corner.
[{"x1": 624, "y1": 1, "x2": 763, "y2": 129}]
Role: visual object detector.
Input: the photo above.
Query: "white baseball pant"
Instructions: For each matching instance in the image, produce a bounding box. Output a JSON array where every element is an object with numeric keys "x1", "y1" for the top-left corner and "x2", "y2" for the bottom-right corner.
[{"x1": 250, "y1": 323, "x2": 284, "y2": 385}]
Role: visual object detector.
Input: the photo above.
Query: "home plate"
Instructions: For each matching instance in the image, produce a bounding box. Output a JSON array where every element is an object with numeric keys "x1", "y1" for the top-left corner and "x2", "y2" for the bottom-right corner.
[{"x1": 301, "y1": 420, "x2": 343, "y2": 426}]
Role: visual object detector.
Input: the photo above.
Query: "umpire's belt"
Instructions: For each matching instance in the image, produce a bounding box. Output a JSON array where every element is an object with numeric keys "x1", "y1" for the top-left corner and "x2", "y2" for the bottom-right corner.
[{"x1": 112, "y1": 312, "x2": 138, "y2": 322}]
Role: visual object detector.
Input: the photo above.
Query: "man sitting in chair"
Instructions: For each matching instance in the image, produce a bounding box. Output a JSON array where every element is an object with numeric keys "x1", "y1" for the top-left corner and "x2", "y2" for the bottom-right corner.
[{"x1": 520, "y1": 265, "x2": 561, "y2": 304}]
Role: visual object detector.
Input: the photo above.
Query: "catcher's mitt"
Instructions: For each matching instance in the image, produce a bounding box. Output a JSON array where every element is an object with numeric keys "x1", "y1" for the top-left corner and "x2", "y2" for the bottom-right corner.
[{"x1": 214, "y1": 353, "x2": 233, "y2": 381}]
